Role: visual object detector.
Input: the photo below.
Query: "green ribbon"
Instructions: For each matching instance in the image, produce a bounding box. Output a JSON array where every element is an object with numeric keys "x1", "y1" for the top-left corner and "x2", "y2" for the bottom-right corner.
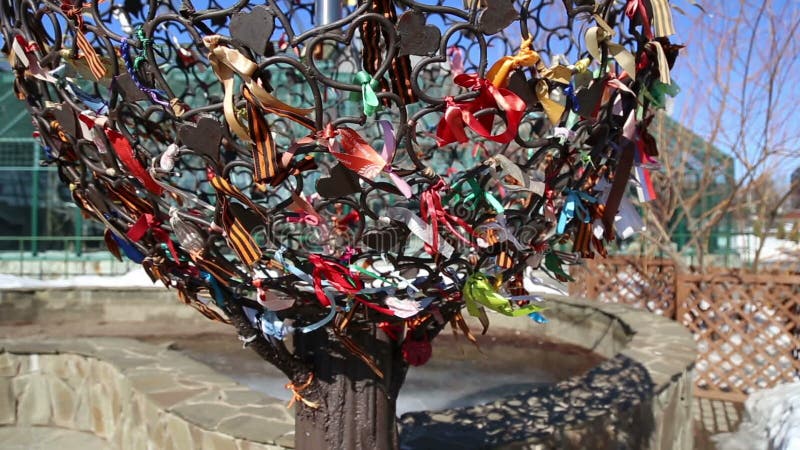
[
  {"x1": 645, "y1": 79, "x2": 681, "y2": 109},
  {"x1": 462, "y1": 273, "x2": 544, "y2": 318},
  {"x1": 544, "y1": 252, "x2": 574, "y2": 282},
  {"x1": 447, "y1": 178, "x2": 505, "y2": 213},
  {"x1": 352, "y1": 71, "x2": 381, "y2": 116},
  {"x1": 133, "y1": 27, "x2": 151, "y2": 71}
]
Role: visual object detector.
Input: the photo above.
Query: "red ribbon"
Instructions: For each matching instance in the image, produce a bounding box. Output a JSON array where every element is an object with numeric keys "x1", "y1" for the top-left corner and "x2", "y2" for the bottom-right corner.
[
  {"x1": 308, "y1": 254, "x2": 363, "y2": 307},
  {"x1": 626, "y1": 0, "x2": 654, "y2": 40},
  {"x1": 105, "y1": 128, "x2": 164, "y2": 195},
  {"x1": 419, "y1": 180, "x2": 475, "y2": 255},
  {"x1": 435, "y1": 74, "x2": 526, "y2": 146},
  {"x1": 287, "y1": 213, "x2": 320, "y2": 226},
  {"x1": 127, "y1": 213, "x2": 180, "y2": 262}
]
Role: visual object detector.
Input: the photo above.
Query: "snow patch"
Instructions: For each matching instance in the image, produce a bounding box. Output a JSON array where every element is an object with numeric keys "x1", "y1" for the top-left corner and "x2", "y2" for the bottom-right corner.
[{"x1": 0, "y1": 268, "x2": 158, "y2": 289}]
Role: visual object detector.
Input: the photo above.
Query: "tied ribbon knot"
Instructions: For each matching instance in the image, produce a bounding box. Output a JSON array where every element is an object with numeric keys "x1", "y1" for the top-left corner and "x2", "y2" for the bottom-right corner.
[
  {"x1": 285, "y1": 373, "x2": 319, "y2": 409},
  {"x1": 126, "y1": 213, "x2": 180, "y2": 263},
  {"x1": 61, "y1": 1, "x2": 106, "y2": 81},
  {"x1": 486, "y1": 35, "x2": 577, "y2": 125},
  {"x1": 557, "y1": 190, "x2": 597, "y2": 234},
  {"x1": 419, "y1": 180, "x2": 475, "y2": 255},
  {"x1": 308, "y1": 254, "x2": 363, "y2": 307},
  {"x1": 625, "y1": 0, "x2": 654, "y2": 40},
  {"x1": 202, "y1": 35, "x2": 314, "y2": 144},
  {"x1": 352, "y1": 71, "x2": 381, "y2": 116},
  {"x1": 435, "y1": 74, "x2": 525, "y2": 146},
  {"x1": 486, "y1": 35, "x2": 540, "y2": 88},
  {"x1": 462, "y1": 272, "x2": 545, "y2": 320}
]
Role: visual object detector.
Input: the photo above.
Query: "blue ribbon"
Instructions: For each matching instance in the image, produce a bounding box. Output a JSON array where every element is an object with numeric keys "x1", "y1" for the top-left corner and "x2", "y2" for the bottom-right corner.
[
  {"x1": 528, "y1": 311, "x2": 549, "y2": 323},
  {"x1": 564, "y1": 83, "x2": 579, "y2": 113},
  {"x1": 110, "y1": 233, "x2": 144, "y2": 263},
  {"x1": 557, "y1": 190, "x2": 596, "y2": 234},
  {"x1": 66, "y1": 82, "x2": 109, "y2": 114},
  {"x1": 259, "y1": 310, "x2": 293, "y2": 340},
  {"x1": 200, "y1": 271, "x2": 226, "y2": 309}
]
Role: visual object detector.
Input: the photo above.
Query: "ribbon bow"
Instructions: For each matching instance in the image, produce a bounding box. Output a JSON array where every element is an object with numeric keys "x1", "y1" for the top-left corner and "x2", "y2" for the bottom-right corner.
[
  {"x1": 435, "y1": 74, "x2": 526, "y2": 146},
  {"x1": 486, "y1": 35, "x2": 541, "y2": 88},
  {"x1": 419, "y1": 180, "x2": 475, "y2": 255},
  {"x1": 352, "y1": 71, "x2": 381, "y2": 116},
  {"x1": 585, "y1": 18, "x2": 637, "y2": 81}
]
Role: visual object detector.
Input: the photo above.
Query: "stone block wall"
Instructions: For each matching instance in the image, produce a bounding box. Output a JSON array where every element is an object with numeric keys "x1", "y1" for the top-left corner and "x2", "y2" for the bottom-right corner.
[{"x1": 0, "y1": 338, "x2": 295, "y2": 449}]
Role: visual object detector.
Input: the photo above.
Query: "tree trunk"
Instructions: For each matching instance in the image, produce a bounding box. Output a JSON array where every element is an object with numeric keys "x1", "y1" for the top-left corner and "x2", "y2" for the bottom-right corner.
[{"x1": 293, "y1": 324, "x2": 407, "y2": 450}]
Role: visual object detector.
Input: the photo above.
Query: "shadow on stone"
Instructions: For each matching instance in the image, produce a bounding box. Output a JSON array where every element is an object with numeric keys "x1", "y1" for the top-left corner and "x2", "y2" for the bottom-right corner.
[{"x1": 399, "y1": 354, "x2": 656, "y2": 450}]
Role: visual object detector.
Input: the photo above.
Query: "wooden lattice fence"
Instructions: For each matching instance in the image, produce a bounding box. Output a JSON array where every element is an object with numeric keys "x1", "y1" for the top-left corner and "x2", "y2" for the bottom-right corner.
[{"x1": 570, "y1": 258, "x2": 800, "y2": 401}]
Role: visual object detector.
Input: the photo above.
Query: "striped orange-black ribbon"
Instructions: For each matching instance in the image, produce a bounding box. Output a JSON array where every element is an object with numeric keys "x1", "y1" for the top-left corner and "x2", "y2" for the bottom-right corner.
[
  {"x1": 61, "y1": 1, "x2": 106, "y2": 81},
  {"x1": 497, "y1": 250, "x2": 513, "y2": 269},
  {"x1": 360, "y1": 0, "x2": 416, "y2": 105},
  {"x1": 105, "y1": 181, "x2": 152, "y2": 216},
  {"x1": 209, "y1": 175, "x2": 264, "y2": 267},
  {"x1": 209, "y1": 174, "x2": 269, "y2": 223},
  {"x1": 243, "y1": 88, "x2": 277, "y2": 183},
  {"x1": 572, "y1": 221, "x2": 592, "y2": 258},
  {"x1": 194, "y1": 257, "x2": 240, "y2": 286},
  {"x1": 177, "y1": 286, "x2": 231, "y2": 324},
  {"x1": 218, "y1": 196, "x2": 262, "y2": 267}
]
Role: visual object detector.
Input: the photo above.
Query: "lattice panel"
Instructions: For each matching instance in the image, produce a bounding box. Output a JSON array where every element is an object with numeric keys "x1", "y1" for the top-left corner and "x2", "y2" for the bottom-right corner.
[
  {"x1": 569, "y1": 258, "x2": 677, "y2": 317},
  {"x1": 677, "y1": 273, "x2": 800, "y2": 397}
]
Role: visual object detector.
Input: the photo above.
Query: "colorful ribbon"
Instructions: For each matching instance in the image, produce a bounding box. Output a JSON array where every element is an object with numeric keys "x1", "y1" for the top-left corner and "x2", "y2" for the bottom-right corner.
[
  {"x1": 420, "y1": 180, "x2": 475, "y2": 255},
  {"x1": 61, "y1": 1, "x2": 106, "y2": 81},
  {"x1": 312, "y1": 124, "x2": 412, "y2": 197},
  {"x1": 435, "y1": 74, "x2": 525, "y2": 146},
  {"x1": 105, "y1": 127, "x2": 164, "y2": 195},
  {"x1": 462, "y1": 272, "x2": 545, "y2": 319},
  {"x1": 557, "y1": 190, "x2": 597, "y2": 234},
  {"x1": 352, "y1": 71, "x2": 381, "y2": 116},
  {"x1": 203, "y1": 35, "x2": 313, "y2": 143}
]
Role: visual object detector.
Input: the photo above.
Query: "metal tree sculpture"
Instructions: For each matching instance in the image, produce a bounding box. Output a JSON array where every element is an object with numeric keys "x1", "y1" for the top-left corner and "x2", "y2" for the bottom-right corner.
[{"x1": 0, "y1": 0, "x2": 680, "y2": 447}]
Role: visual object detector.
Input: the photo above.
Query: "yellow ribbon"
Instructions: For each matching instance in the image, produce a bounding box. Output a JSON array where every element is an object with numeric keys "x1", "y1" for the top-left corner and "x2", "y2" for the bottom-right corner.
[
  {"x1": 202, "y1": 36, "x2": 313, "y2": 142},
  {"x1": 487, "y1": 36, "x2": 575, "y2": 125},
  {"x1": 487, "y1": 36, "x2": 540, "y2": 88}
]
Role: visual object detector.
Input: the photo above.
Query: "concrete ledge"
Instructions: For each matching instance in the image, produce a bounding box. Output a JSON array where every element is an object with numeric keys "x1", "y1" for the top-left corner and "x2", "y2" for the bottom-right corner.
[
  {"x1": 0, "y1": 288, "x2": 203, "y2": 325},
  {"x1": 0, "y1": 337, "x2": 294, "y2": 450}
]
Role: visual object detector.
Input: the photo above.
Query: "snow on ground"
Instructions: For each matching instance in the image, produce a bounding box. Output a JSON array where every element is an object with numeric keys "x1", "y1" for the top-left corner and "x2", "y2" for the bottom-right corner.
[
  {"x1": 0, "y1": 268, "x2": 158, "y2": 289},
  {"x1": 713, "y1": 382, "x2": 800, "y2": 450},
  {"x1": 733, "y1": 235, "x2": 800, "y2": 264}
]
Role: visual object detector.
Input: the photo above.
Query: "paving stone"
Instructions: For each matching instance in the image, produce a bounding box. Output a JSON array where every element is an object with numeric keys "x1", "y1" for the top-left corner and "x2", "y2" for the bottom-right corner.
[
  {"x1": 50, "y1": 376, "x2": 77, "y2": 427},
  {"x1": 0, "y1": 376, "x2": 15, "y2": 424},
  {"x1": 0, "y1": 352, "x2": 19, "y2": 376},
  {"x1": 14, "y1": 373, "x2": 51, "y2": 425},
  {"x1": 149, "y1": 387, "x2": 205, "y2": 409},
  {"x1": 166, "y1": 413, "x2": 194, "y2": 450},
  {"x1": 217, "y1": 414, "x2": 293, "y2": 443},
  {"x1": 172, "y1": 401, "x2": 240, "y2": 430}
]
